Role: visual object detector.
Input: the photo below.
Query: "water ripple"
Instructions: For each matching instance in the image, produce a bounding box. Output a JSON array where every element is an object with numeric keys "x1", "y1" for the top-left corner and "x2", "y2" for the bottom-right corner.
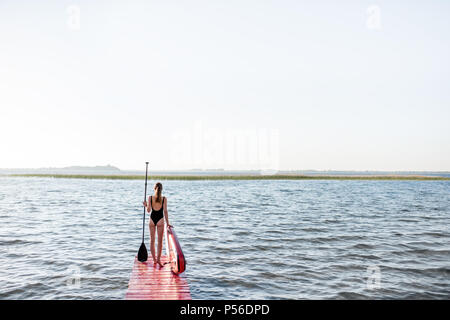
[{"x1": 0, "y1": 177, "x2": 449, "y2": 299}]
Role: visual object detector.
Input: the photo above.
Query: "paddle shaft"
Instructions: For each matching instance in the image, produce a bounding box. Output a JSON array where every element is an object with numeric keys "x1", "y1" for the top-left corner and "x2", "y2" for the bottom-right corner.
[{"x1": 142, "y1": 162, "x2": 149, "y2": 242}]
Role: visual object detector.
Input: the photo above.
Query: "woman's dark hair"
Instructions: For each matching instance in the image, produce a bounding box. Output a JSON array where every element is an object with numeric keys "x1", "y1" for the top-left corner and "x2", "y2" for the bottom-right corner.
[{"x1": 154, "y1": 182, "x2": 163, "y2": 203}]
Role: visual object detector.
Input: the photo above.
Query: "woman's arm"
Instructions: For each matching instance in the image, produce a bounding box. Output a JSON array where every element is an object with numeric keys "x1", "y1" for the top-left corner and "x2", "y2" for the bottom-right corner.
[
  {"x1": 143, "y1": 196, "x2": 151, "y2": 213},
  {"x1": 163, "y1": 197, "x2": 172, "y2": 227}
]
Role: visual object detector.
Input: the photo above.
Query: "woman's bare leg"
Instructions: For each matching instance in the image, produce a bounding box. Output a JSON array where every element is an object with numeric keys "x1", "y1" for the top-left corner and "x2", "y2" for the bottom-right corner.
[
  {"x1": 156, "y1": 220, "x2": 165, "y2": 266},
  {"x1": 149, "y1": 221, "x2": 157, "y2": 264}
]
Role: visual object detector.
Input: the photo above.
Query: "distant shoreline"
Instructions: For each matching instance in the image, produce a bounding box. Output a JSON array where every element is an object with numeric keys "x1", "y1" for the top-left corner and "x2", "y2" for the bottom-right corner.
[{"x1": 6, "y1": 174, "x2": 450, "y2": 181}]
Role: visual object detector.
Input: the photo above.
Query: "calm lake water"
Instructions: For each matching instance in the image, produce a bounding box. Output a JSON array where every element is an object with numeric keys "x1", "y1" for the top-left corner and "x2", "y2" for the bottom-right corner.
[{"x1": 0, "y1": 177, "x2": 449, "y2": 299}]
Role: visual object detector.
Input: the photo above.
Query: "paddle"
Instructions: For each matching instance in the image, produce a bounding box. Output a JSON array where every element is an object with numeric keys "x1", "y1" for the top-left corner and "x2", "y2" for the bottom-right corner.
[{"x1": 137, "y1": 162, "x2": 149, "y2": 262}]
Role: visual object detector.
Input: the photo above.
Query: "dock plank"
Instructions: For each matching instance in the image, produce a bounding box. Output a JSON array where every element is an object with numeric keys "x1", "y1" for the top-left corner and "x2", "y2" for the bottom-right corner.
[{"x1": 125, "y1": 256, "x2": 191, "y2": 300}]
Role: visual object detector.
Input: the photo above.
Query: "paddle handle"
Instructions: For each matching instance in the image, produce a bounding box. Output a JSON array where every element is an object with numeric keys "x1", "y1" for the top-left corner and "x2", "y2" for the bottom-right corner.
[{"x1": 142, "y1": 162, "x2": 149, "y2": 242}]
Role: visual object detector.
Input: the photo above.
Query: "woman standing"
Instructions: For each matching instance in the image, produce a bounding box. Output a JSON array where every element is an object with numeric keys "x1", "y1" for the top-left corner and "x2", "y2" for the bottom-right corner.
[{"x1": 143, "y1": 182, "x2": 171, "y2": 267}]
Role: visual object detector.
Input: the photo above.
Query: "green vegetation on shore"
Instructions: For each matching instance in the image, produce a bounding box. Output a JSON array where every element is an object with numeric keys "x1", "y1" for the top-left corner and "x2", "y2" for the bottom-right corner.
[{"x1": 8, "y1": 174, "x2": 450, "y2": 181}]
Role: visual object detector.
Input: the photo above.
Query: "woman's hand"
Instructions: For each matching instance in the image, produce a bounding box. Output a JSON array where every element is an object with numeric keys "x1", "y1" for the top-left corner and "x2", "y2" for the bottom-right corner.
[{"x1": 143, "y1": 201, "x2": 147, "y2": 207}]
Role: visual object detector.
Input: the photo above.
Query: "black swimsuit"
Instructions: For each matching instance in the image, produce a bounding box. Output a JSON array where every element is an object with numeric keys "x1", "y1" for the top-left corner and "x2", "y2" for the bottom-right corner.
[{"x1": 150, "y1": 196, "x2": 164, "y2": 225}]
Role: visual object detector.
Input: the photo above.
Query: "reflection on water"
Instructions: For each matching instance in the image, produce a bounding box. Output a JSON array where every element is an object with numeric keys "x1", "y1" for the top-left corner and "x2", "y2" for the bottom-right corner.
[{"x1": 0, "y1": 177, "x2": 449, "y2": 299}]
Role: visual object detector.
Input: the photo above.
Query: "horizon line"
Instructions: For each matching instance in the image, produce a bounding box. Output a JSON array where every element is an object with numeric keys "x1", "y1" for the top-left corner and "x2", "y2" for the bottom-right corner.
[{"x1": 1, "y1": 166, "x2": 450, "y2": 173}]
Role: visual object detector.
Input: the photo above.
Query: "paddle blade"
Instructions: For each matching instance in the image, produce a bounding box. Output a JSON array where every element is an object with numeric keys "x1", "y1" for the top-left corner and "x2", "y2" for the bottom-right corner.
[{"x1": 137, "y1": 242, "x2": 148, "y2": 262}]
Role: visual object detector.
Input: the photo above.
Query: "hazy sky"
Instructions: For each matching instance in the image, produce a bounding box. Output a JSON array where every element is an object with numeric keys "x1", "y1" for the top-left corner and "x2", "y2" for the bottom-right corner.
[{"x1": 1, "y1": 0, "x2": 449, "y2": 171}]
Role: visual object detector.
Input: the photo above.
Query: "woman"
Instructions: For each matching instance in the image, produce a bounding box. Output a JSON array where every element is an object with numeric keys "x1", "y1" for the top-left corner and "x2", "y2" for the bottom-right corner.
[{"x1": 143, "y1": 182, "x2": 171, "y2": 267}]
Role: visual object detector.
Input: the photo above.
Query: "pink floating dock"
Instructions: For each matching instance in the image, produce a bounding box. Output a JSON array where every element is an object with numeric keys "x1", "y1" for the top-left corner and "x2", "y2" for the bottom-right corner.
[{"x1": 125, "y1": 256, "x2": 191, "y2": 300}]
